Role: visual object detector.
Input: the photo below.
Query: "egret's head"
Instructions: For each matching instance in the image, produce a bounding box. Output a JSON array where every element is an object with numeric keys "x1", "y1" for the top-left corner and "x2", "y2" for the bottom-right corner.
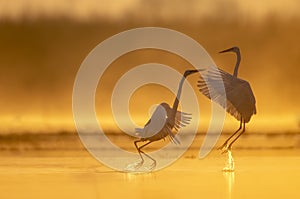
[
  {"x1": 159, "y1": 102, "x2": 172, "y2": 116},
  {"x1": 183, "y1": 69, "x2": 204, "y2": 77},
  {"x1": 219, "y1": 46, "x2": 240, "y2": 54},
  {"x1": 160, "y1": 102, "x2": 171, "y2": 110}
]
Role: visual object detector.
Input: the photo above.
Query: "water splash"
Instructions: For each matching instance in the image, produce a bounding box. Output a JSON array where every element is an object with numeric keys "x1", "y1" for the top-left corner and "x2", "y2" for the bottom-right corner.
[
  {"x1": 124, "y1": 160, "x2": 155, "y2": 173},
  {"x1": 222, "y1": 150, "x2": 235, "y2": 172}
]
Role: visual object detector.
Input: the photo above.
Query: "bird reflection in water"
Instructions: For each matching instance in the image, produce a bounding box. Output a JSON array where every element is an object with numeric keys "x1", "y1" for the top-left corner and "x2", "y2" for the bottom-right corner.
[{"x1": 223, "y1": 169, "x2": 235, "y2": 199}]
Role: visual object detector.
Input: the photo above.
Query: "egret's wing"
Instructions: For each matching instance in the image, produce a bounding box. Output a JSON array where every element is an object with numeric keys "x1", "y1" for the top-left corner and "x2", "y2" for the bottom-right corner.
[
  {"x1": 165, "y1": 124, "x2": 180, "y2": 145},
  {"x1": 144, "y1": 118, "x2": 151, "y2": 127},
  {"x1": 173, "y1": 111, "x2": 192, "y2": 132},
  {"x1": 197, "y1": 66, "x2": 242, "y2": 121},
  {"x1": 135, "y1": 104, "x2": 167, "y2": 138},
  {"x1": 226, "y1": 77, "x2": 256, "y2": 122}
]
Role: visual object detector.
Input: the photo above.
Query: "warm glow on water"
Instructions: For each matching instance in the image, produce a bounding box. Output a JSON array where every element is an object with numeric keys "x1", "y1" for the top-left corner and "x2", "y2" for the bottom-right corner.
[
  {"x1": 0, "y1": 1, "x2": 300, "y2": 198},
  {"x1": 0, "y1": 150, "x2": 300, "y2": 199}
]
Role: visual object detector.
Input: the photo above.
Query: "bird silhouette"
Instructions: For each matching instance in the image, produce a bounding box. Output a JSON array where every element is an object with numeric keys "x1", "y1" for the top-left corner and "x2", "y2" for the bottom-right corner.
[
  {"x1": 198, "y1": 47, "x2": 256, "y2": 153},
  {"x1": 130, "y1": 69, "x2": 203, "y2": 171}
]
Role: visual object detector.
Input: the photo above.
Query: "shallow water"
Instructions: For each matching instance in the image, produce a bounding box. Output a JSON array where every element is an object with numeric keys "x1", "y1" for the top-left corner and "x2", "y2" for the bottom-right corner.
[{"x1": 0, "y1": 149, "x2": 300, "y2": 199}]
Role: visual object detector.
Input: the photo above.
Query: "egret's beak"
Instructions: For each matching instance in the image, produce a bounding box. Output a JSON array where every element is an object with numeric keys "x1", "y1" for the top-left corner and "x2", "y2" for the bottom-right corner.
[
  {"x1": 188, "y1": 69, "x2": 205, "y2": 73},
  {"x1": 183, "y1": 69, "x2": 204, "y2": 77},
  {"x1": 219, "y1": 47, "x2": 235, "y2": 54}
]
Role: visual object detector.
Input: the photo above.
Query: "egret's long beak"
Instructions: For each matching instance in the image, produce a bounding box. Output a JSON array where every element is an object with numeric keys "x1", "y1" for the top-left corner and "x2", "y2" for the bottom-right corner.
[
  {"x1": 183, "y1": 69, "x2": 204, "y2": 77},
  {"x1": 219, "y1": 47, "x2": 235, "y2": 54},
  {"x1": 188, "y1": 69, "x2": 205, "y2": 73}
]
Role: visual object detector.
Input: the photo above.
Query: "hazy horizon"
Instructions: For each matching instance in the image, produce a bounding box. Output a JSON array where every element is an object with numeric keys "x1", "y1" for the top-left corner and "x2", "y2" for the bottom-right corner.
[{"x1": 0, "y1": 1, "x2": 299, "y2": 134}]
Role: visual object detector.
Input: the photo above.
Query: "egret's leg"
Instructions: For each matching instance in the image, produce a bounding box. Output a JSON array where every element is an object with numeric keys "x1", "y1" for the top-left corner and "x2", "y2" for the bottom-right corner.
[
  {"x1": 138, "y1": 140, "x2": 153, "y2": 150},
  {"x1": 125, "y1": 140, "x2": 156, "y2": 172},
  {"x1": 218, "y1": 120, "x2": 242, "y2": 151},
  {"x1": 138, "y1": 141, "x2": 156, "y2": 171},
  {"x1": 228, "y1": 121, "x2": 246, "y2": 150},
  {"x1": 124, "y1": 140, "x2": 147, "y2": 171},
  {"x1": 134, "y1": 140, "x2": 144, "y2": 162},
  {"x1": 139, "y1": 150, "x2": 156, "y2": 171},
  {"x1": 124, "y1": 140, "x2": 148, "y2": 170},
  {"x1": 133, "y1": 140, "x2": 152, "y2": 165}
]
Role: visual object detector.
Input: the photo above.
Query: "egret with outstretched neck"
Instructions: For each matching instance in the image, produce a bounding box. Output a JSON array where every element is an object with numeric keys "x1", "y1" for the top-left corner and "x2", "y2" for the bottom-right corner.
[
  {"x1": 128, "y1": 69, "x2": 203, "y2": 171},
  {"x1": 198, "y1": 47, "x2": 256, "y2": 153}
]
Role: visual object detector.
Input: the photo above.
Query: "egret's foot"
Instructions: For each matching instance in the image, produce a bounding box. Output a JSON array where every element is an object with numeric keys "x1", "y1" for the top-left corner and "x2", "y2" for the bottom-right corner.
[
  {"x1": 218, "y1": 143, "x2": 230, "y2": 154},
  {"x1": 145, "y1": 161, "x2": 156, "y2": 171},
  {"x1": 124, "y1": 160, "x2": 143, "y2": 172},
  {"x1": 217, "y1": 142, "x2": 227, "y2": 150},
  {"x1": 222, "y1": 150, "x2": 235, "y2": 172}
]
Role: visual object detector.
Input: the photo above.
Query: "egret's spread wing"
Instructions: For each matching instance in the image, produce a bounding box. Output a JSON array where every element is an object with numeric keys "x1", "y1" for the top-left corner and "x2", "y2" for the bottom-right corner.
[
  {"x1": 198, "y1": 66, "x2": 256, "y2": 122},
  {"x1": 164, "y1": 125, "x2": 181, "y2": 144},
  {"x1": 226, "y1": 78, "x2": 256, "y2": 121},
  {"x1": 135, "y1": 104, "x2": 167, "y2": 138},
  {"x1": 173, "y1": 111, "x2": 192, "y2": 132},
  {"x1": 197, "y1": 66, "x2": 242, "y2": 121}
]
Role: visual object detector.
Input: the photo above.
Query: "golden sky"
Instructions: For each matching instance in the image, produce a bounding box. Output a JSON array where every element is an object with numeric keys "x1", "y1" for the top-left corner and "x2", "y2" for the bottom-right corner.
[
  {"x1": 0, "y1": 0, "x2": 300, "y2": 21},
  {"x1": 0, "y1": 0, "x2": 299, "y2": 133}
]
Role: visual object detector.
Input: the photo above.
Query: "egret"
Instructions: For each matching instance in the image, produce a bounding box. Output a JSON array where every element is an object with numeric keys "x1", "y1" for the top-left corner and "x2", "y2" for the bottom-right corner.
[
  {"x1": 198, "y1": 47, "x2": 256, "y2": 153},
  {"x1": 130, "y1": 69, "x2": 203, "y2": 171}
]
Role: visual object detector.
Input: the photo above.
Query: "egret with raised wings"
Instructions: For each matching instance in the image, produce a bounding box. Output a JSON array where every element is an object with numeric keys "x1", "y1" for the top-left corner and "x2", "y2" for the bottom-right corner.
[
  {"x1": 198, "y1": 47, "x2": 256, "y2": 153},
  {"x1": 129, "y1": 69, "x2": 203, "y2": 171}
]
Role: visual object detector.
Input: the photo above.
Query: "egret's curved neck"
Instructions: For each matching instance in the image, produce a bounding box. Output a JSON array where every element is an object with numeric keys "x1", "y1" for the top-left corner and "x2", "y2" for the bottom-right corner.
[
  {"x1": 172, "y1": 76, "x2": 186, "y2": 112},
  {"x1": 233, "y1": 50, "x2": 241, "y2": 77}
]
